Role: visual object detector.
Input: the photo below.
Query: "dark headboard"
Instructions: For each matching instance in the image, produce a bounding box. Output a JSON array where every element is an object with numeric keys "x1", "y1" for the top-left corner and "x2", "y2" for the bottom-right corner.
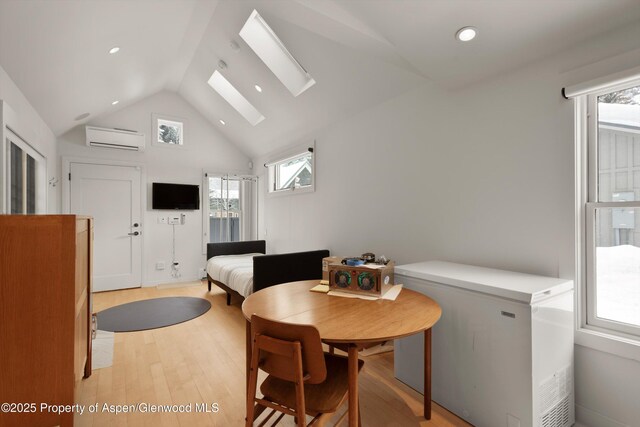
[
  {"x1": 253, "y1": 249, "x2": 330, "y2": 293},
  {"x1": 207, "y1": 240, "x2": 266, "y2": 260}
]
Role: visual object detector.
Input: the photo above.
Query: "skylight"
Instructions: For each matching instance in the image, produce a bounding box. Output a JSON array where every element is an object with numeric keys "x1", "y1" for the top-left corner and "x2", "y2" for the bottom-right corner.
[
  {"x1": 207, "y1": 70, "x2": 265, "y2": 126},
  {"x1": 239, "y1": 10, "x2": 316, "y2": 97}
]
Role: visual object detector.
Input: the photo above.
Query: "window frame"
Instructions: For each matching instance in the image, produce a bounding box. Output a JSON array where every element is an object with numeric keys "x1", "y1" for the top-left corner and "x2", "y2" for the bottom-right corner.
[
  {"x1": 580, "y1": 79, "x2": 640, "y2": 342},
  {"x1": 201, "y1": 171, "x2": 259, "y2": 255},
  {"x1": 151, "y1": 113, "x2": 186, "y2": 149},
  {"x1": 265, "y1": 142, "x2": 315, "y2": 196},
  {"x1": 5, "y1": 127, "x2": 46, "y2": 214}
]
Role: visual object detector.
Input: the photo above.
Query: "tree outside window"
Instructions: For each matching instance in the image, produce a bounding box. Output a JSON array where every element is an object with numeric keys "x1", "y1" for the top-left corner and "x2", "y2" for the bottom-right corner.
[{"x1": 152, "y1": 114, "x2": 185, "y2": 148}]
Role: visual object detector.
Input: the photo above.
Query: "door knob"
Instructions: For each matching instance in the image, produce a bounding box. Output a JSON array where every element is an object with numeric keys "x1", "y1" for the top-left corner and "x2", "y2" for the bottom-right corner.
[{"x1": 128, "y1": 231, "x2": 140, "y2": 236}]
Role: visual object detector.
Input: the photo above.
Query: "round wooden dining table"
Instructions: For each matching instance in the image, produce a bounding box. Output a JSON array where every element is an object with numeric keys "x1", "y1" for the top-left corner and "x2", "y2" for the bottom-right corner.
[{"x1": 242, "y1": 280, "x2": 441, "y2": 427}]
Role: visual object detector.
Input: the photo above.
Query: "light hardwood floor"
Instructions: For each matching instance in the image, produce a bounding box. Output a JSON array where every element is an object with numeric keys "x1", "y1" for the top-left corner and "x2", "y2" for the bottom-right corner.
[{"x1": 76, "y1": 282, "x2": 471, "y2": 427}]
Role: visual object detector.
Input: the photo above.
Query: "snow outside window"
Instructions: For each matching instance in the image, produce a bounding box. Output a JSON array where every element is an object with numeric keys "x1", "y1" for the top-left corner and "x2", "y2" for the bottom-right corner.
[{"x1": 585, "y1": 83, "x2": 640, "y2": 338}]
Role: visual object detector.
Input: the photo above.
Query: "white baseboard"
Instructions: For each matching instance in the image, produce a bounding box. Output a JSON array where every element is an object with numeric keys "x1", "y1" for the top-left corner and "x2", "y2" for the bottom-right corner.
[
  {"x1": 576, "y1": 404, "x2": 629, "y2": 427},
  {"x1": 143, "y1": 275, "x2": 202, "y2": 287}
]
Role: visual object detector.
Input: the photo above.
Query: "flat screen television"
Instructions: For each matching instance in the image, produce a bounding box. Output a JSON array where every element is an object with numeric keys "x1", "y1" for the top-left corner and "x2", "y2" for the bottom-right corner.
[{"x1": 152, "y1": 182, "x2": 200, "y2": 210}]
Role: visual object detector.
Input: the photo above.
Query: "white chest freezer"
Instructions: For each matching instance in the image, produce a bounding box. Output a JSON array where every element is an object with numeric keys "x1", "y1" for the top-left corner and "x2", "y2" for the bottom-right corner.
[{"x1": 394, "y1": 261, "x2": 574, "y2": 427}]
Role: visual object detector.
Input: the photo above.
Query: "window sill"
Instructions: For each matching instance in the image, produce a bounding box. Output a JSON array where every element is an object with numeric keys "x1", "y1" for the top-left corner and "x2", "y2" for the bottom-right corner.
[
  {"x1": 267, "y1": 186, "x2": 314, "y2": 198},
  {"x1": 575, "y1": 326, "x2": 640, "y2": 362}
]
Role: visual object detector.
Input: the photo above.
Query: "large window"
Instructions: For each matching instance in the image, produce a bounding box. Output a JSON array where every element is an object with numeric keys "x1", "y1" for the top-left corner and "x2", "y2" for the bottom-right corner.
[
  {"x1": 202, "y1": 173, "x2": 258, "y2": 252},
  {"x1": 266, "y1": 148, "x2": 314, "y2": 194},
  {"x1": 585, "y1": 82, "x2": 640, "y2": 337},
  {"x1": 6, "y1": 129, "x2": 45, "y2": 214},
  {"x1": 208, "y1": 175, "x2": 242, "y2": 243}
]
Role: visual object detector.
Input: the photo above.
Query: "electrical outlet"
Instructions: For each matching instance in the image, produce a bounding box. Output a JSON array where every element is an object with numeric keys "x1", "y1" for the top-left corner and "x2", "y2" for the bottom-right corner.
[
  {"x1": 171, "y1": 262, "x2": 181, "y2": 278},
  {"x1": 157, "y1": 216, "x2": 167, "y2": 224},
  {"x1": 198, "y1": 267, "x2": 206, "y2": 279},
  {"x1": 156, "y1": 261, "x2": 165, "y2": 270},
  {"x1": 168, "y1": 216, "x2": 180, "y2": 225}
]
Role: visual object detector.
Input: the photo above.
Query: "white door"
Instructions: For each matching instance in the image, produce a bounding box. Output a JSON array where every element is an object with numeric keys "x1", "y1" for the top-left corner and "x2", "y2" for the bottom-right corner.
[{"x1": 70, "y1": 163, "x2": 142, "y2": 292}]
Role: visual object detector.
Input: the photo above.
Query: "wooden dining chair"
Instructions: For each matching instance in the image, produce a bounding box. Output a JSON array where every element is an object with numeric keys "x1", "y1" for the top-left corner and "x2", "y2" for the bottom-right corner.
[{"x1": 246, "y1": 315, "x2": 364, "y2": 427}]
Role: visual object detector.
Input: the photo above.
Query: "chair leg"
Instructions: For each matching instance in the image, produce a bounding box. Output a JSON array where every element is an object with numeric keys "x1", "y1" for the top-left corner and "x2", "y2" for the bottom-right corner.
[
  {"x1": 293, "y1": 346, "x2": 306, "y2": 427},
  {"x1": 207, "y1": 279, "x2": 211, "y2": 291},
  {"x1": 294, "y1": 381, "x2": 306, "y2": 427},
  {"x1": 245, "y1": 338, "x2": 261, "y2": 427}
]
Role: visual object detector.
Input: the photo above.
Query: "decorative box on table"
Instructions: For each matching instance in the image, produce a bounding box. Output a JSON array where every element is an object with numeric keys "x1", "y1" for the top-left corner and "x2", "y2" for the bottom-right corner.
[{"x1": 328, "y1": 261, "x2": 395, "y2": 296}]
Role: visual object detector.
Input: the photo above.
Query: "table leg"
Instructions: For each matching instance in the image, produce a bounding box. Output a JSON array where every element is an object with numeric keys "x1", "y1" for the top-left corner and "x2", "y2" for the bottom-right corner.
[
  {"x1": 348, "y1": 344, "x2": 359, "y2": 427},
  {"x1": 424, "y1": 328, "x2": 432, "y2": 420}
]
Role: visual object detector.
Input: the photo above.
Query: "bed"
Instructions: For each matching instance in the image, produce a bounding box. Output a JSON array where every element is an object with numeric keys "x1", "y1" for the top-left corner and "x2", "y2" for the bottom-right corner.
[{"x1": 206, "y1": 240, "x2": 330, "y2": 305}]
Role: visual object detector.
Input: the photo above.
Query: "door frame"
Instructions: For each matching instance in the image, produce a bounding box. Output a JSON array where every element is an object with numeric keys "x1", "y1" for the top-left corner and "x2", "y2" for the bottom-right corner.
[{"x1": 62, "y1": 156, "x2": 146, "y2": 285}]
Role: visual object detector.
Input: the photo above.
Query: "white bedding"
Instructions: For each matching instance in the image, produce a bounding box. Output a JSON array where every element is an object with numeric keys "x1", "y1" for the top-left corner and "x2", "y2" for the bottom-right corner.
[{"x1": 206, "y1": 253, "x2": 260, "y2": 298}]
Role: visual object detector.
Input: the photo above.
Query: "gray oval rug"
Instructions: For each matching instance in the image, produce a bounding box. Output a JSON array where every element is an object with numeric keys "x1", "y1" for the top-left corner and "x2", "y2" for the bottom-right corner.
[{"x1": 96, "y1": 297, "x2": 211, "y2": 332}]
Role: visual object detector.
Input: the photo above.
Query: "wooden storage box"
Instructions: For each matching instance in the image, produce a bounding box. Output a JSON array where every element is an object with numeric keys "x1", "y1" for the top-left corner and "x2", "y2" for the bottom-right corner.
[
  {"x1": 328, "y1": 262, "x2": 395, "y2": 296},
  {"x1": 322, "y1": 256, "x2": 344, "y2": 281}
]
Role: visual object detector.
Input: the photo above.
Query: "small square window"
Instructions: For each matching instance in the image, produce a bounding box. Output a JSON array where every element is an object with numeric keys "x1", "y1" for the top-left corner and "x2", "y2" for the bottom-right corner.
[
  {"x1": 267, "y1": 146, "x2": 314, "y2": 195},
  {"x1": 152, "y1": 114, "x2": 185, "y2": 148}
]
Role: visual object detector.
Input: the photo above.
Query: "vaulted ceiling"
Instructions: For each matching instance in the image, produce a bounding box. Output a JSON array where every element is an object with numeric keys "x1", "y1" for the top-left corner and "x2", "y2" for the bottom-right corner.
[{"x1": 1, "y1": 0, "x2": 640, "y2": 158}]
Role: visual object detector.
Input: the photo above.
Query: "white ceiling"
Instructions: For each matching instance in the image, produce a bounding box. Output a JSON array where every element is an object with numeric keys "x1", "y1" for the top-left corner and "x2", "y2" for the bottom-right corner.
[{"x1": 1, "y1": 0, "x2": 640, "y2": 158}]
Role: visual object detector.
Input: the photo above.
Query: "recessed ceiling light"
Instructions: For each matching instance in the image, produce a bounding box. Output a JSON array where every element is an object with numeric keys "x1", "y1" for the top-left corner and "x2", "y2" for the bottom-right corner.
[
  {"x1": 219, "y1": 119, "x2": 226, "y2": 125},
  {"x1": 111, "y1": 100, "x2": 119, "y2": 105},
  {"x1": 456, "y1": 27, "x2": 477, "y2": 42},
  {"x1": 109, "y1": 46, "x2": 120, "y2": 54},
  {"x1": 255, "y1": 85, "x2": 262, "y2": 93}
]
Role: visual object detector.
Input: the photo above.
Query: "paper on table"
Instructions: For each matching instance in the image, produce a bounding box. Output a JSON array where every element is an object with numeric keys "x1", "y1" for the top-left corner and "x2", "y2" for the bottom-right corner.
[
  {"x1": 310, "y1": 284, "x2": 330, "y2": 293},
  {"x1": 382, "y1": 284, "x2": 403, "y2": 300},
  {"x1": 327, "y1": 284, "x2": 403, "y2": 301}
]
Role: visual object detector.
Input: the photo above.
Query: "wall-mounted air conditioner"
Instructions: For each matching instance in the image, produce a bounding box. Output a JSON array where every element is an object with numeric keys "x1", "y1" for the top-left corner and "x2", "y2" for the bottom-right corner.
[{"x1": 85, "y1": 126, "x2": 145, "y2": 151}]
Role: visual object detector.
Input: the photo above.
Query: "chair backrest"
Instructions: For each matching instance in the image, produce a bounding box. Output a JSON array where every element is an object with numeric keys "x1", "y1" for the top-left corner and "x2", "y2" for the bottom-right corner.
[{"x1": 251, "y1": 315, "x2": 327, "y2": 384}]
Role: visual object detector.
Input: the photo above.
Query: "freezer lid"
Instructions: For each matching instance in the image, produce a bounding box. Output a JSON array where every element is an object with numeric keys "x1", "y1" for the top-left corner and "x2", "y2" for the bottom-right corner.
[{"x1": 395, "y1": 261, "x2": 573, "y2": 304}]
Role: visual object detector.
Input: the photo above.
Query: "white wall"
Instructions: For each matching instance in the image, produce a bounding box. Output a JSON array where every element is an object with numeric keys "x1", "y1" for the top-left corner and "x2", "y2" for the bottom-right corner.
[
  {"x1": 254, "y1": 22, "x2": 640, "y2": 427},
  {"x1": 58, "y1": 91, "x2": 250, "y2": 285},
  {"x1": 0, "y1": 64, "x2": 58, "y2": 213},
  {"x1": 255, "y1": 62, "x2": 574, "y2": 276}
]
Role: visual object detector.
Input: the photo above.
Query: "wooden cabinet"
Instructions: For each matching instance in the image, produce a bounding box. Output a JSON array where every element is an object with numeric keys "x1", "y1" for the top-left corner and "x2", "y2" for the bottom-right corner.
[{"x1": 0, "y1": 215, "x2": 93, "y2": 427}]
